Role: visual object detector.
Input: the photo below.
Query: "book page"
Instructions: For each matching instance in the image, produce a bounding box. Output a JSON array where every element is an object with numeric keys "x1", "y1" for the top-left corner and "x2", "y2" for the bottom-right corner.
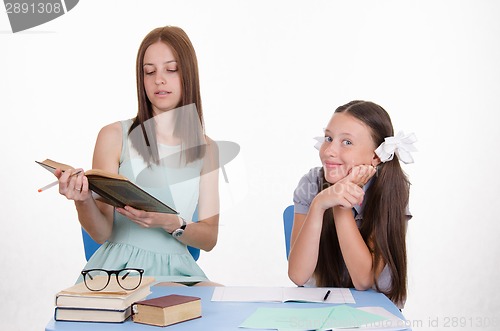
[{"x1": 36, "y1": 159, "x2": 74, "y2": 173}]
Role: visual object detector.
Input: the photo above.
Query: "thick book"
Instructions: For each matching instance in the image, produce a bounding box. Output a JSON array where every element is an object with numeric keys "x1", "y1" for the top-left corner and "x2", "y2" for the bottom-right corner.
[
  {"x1": 54, "y1": 306, "x2": 132, "y2": 323},
  {"x1": 132, "y1": 294, "x2": 201, "y2": 327},
  {"x1": 36, "y1": 159, "x2": 177, "y2": 214},
  {"x1": 55, "y1": 276, "x2": 155, "y2": 310}
]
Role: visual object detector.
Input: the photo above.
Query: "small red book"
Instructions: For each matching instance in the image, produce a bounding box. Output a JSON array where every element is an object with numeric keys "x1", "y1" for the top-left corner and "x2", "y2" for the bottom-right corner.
[{"x1": 132, "y1": 294, "x2": 201, "y2": 327}]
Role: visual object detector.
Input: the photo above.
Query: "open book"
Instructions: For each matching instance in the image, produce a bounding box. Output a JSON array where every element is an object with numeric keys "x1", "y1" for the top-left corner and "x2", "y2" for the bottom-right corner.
[
  {"x1": 36, "y1": 159, "x2": 177, "y2": 214},
  {"x1": 211, "y1": 287, "x2": 355, "y2": 304}
]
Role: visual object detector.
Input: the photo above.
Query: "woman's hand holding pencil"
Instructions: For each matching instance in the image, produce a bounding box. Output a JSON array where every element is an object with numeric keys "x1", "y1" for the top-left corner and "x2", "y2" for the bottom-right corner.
[{"x1": 38, "y1": 169, "x2": 83, "y2": 193}]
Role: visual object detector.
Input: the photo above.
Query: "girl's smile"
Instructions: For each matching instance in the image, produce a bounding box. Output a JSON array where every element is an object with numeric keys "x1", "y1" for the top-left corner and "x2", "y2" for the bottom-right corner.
[{"x1": 320, "y1": 112, "x2": 379, "y2": 183}]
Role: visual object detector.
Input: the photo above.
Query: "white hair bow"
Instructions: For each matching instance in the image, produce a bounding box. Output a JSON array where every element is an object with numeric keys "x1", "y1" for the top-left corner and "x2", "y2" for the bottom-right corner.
[
  {"x1": 313, "y1": 136, "x2": 324, "y2": 150},
  {"x1": 313, "y1": 128, "x2": 326, "y2": 150},
  {"x1": 375, "y1": 131, "x2": 418, "y2": 164}
]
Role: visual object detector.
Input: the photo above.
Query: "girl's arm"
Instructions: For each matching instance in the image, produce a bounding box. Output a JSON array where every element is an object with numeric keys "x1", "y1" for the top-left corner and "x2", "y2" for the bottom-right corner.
[
  {"x1": 288, "y1": 165, "x2": 380, "y2": 288},
  {"x1": 287, "y1": 203, "x2": 325, "y2": 286},
  {"x1": 288, "y1": 179, "x2": 364, "y2": 285},
  {"x1": 332, "y1": 206, "x2": 385, "y2": 290}
]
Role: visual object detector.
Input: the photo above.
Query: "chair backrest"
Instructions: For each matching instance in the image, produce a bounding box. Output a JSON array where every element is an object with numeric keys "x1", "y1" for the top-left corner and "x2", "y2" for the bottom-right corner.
[
  {"x1": 187, "y1": 206, "x2": 200, "y2": 261},
  {"x1": 81, "y1": 206, "x2": 201, "y2": 261},
  {"x1": 81, "y1": 228, "x2": 101, "y2": 261},
  {"x1": 283, "y1": 205, "x2": 294, "y2": 259}
]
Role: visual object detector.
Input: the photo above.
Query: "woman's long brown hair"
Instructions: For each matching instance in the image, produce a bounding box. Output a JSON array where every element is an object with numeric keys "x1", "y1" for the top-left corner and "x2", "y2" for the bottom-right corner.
[
  {"x1": 314, "y1": 100, "x2": 410, "y2": 305},
  {"x1": 130, "y1": 26, "x2": 205, "y2": 165}
]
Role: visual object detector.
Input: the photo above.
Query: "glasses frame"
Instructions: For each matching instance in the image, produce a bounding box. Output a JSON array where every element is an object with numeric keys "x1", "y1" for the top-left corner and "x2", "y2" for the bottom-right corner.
[{"x1": 81, "y1": 268, "x2": 144, "y2": 292}]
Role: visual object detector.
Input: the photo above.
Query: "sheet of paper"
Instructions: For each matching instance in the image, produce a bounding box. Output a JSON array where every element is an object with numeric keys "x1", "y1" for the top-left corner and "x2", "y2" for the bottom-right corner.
[
  {"x1": 320, "y1": 305, "x2": 388, "y2": 330},
  {"x1": 212, "y1": 287, "x2": 355, "y2": 304},
  {"x1": 350, "y1": 307, "x2": 408, "y2": 330},
  {"x1": 283, "y1": 287, "x2": 355, "y2": 304},
  {"x1": 239, "y1": 305, "x2": 390, "y2": 331},
  {"x1": 239, "y1": 306, "x2": 334, "y2": 331},
  {"x1": 212, "y1": 286, "x2": 283, "y2": 302}
]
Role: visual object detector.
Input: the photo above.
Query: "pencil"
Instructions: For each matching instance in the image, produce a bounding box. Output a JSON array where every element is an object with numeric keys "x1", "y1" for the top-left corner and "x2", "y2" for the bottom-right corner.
[
  {"x1": 38, "y1": 180, "x2": 58, "y2": 192},
  {"x1": 37, "y1": 170, "x2": 83, "y2": 193}
]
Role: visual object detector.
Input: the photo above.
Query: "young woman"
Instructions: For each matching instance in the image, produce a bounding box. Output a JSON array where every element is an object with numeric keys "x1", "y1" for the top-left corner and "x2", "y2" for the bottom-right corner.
[
  {"x1": 288, "y1": 100, "x2": 416, "y2": 307},
  {"x1": 56, "y1": 26, "x2": 220, "y2": 285}
]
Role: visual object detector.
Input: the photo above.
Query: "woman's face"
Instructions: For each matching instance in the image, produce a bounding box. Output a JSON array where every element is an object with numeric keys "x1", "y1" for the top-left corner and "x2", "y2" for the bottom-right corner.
[
  {"x1": 320, "y1": 112, "x2": 379, "y2": 184},
  {"x1": 143, "y1": 41, "x2": 182, "y2": 115}
]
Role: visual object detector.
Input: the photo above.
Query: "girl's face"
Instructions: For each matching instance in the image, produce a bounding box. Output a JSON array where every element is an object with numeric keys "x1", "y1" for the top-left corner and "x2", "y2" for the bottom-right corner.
[
  {"x1": 143, "y1": 41, "x2": 182, "y2": 115},
  {"x1": 320, "y1": 112, "x2": 380, "y2": 184}
]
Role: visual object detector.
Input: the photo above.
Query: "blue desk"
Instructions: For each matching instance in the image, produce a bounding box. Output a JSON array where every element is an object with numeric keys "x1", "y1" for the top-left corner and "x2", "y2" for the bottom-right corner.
[{"x1": 46, "y1": 286, "x2": 409, "y2": 330}]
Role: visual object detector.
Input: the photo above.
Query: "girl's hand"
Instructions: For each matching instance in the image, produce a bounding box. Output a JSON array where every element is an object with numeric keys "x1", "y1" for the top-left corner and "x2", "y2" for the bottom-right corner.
[
  {"x1": 312, "y1": 165, "x2": 376, "y2": 211},
  {"x1": 55, "y1": 168, "x2": 92, "y2": 202},
  {"x1": 314, "y1": 180, "x2": 364, "y2": 210},
  {"x1": 116, "y1": 206, "x2": 182, "y2": 233},
  {"x1": 347, "y1": 165, "x2": 377, "y2": 188}
]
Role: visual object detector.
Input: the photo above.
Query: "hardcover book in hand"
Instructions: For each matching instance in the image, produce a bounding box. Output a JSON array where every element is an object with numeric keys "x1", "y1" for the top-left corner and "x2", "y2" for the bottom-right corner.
[
  {"x1": 132, "y1": 294, "x2": 202, "y2": 327},
  {"x1": 36, "y1": 159, "x2": 177, "y2": 214}
]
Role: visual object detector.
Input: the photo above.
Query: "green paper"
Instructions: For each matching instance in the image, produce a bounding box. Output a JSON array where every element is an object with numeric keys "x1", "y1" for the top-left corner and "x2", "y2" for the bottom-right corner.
[
  {"x1": 320, "y1": 305, "x2": 388, "y2": 330},
  {"x1": 239, "y1": 305, "x2": 388, "y2": 331},
  {"x1": 240, "y1": 307, "x2": 333, "y2": 330}
]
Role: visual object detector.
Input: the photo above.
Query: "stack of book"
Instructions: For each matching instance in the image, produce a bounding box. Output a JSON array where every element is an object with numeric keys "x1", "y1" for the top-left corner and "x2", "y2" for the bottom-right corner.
[{"x1": 54, "y1": 277, "x2": 155, "y2": 323}]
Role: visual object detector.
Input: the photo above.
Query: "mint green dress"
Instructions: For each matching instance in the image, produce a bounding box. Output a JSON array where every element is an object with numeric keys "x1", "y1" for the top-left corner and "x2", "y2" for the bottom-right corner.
[{"x1": 82, "y1": 120, "x2": 208, "y2": 283}]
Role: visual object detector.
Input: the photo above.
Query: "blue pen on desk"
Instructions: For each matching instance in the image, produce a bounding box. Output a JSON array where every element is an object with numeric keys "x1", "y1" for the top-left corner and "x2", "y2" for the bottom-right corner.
[{"x1": 323, "y1": 290, "x2": 331, "y2": 301}]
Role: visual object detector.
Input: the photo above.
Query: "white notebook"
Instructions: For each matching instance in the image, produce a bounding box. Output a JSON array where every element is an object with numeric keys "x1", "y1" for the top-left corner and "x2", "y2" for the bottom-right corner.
[{"x1": 211, "y1": 287, "x2": 355, "y2": 304}]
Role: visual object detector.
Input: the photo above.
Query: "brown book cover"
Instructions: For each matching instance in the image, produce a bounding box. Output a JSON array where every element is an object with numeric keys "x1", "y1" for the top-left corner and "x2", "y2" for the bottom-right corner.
[
  {"x1": 36, "y1": 159, "x2": 177, "y2": 214},
  {"x1": 132, "y1": 294, "x2": 202, "y2": 327}
]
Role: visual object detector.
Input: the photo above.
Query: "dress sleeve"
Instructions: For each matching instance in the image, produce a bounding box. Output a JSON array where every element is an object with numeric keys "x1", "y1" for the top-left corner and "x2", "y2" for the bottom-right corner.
[{"x1": 293, "y1": 167, "x2": 321, "y2": 215}]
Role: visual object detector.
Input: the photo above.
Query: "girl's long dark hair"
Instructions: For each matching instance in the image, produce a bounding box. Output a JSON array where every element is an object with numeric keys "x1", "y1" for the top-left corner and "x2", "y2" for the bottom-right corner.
[
  {"x1": 129, "y1": 26, "x2": 205, "y2": 165},
  {"x1": 314, "y1": 100, "x2": 410, "y2": 305}
]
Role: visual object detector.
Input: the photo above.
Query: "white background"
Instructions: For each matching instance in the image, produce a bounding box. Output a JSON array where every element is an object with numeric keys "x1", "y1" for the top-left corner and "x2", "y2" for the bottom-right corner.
[{"x1": 1, "y1": 1, "x2": 499, "y2": 330}]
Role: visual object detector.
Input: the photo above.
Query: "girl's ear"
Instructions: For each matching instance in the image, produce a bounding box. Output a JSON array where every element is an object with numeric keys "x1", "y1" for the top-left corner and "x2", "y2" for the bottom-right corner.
[{"x1": 371, "y1": 153, "x2": 381, "y2": 167}]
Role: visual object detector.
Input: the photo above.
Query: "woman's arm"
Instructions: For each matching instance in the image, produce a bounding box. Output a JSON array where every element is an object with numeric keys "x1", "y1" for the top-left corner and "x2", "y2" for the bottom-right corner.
[
  {"x1": 57, "y1": 122, "x2": 122, "y2": 244},
  {"x1": 116, "y1": 137, "x2": 220, "y2": 251},
  {"x1": 175, "y1": 137, "x2": 220, "y2": 251}
]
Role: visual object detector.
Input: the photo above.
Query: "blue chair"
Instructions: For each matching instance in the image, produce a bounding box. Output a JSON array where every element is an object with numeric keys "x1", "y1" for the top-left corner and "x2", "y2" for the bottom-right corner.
[
  {"x1": 81, "y1": 228, "x2": 101, "y2": 261},
  {"x1": 187, "y1": 206, "x2": 200, "y2": 261},
  {"x1": 283, "y1": 205, "x2": 294, "y2": 259},
  {"x1": 81, "y1": 207, "x2": 201, "y2": 261}
]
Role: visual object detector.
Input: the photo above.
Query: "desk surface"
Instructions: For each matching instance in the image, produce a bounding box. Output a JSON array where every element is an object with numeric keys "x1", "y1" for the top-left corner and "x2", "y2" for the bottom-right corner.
[{"x1": 46, "y1": 286, "x2": 409, "y2": 331}]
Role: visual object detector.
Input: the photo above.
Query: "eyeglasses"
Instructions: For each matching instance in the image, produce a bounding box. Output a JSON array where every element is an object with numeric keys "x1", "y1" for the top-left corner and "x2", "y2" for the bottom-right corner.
[{"x1": 81, "y1": 268, "x2": 144, "y2": 291}]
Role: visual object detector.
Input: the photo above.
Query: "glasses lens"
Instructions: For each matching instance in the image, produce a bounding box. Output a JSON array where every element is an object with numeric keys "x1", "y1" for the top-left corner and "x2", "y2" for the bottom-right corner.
[
  {"x1": 83, "y1": 269, "x2": 109, "y2": 291},
  {"x1": 117, "y1": 269, "x2": 142, "y2": 290}
]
